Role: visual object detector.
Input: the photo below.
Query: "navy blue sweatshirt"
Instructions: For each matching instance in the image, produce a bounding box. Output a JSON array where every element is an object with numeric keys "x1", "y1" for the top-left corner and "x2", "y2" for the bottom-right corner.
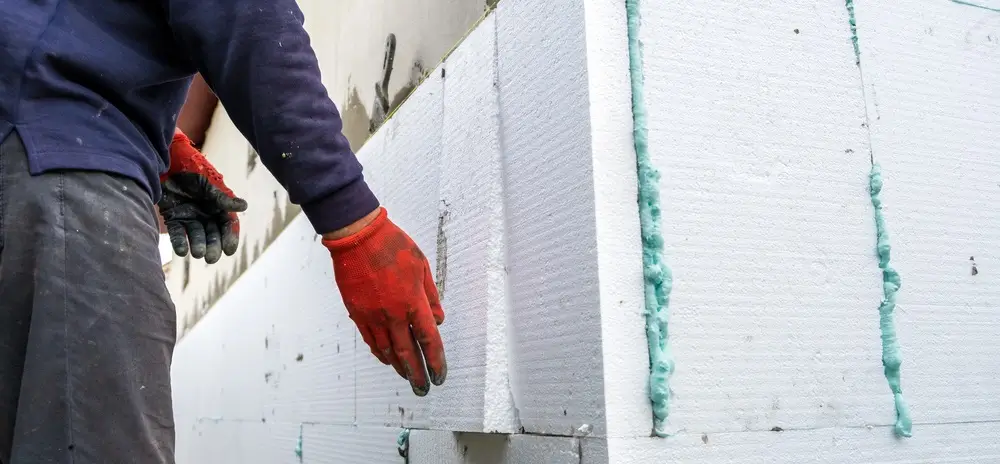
[{"x1": 0, "y1": 0, "x2": 378, "y2": 233}]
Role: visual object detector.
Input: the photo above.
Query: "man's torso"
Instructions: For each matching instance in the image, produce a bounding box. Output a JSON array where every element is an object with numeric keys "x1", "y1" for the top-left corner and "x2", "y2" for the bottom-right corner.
[{"x1": 0, "y1": 0, "x2": 197, "y2": 200}]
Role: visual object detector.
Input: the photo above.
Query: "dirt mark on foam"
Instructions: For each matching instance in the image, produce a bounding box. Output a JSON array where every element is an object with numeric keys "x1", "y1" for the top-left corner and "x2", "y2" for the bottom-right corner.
[{"x1": 435, "y1": 203, "x2": 450, "y2": 298}]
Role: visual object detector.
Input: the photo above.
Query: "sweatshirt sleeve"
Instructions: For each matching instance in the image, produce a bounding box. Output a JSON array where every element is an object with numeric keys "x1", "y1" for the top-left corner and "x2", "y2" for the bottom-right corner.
[{"x1": 163, "y1": 0, "x2": 379, "y2": 234}]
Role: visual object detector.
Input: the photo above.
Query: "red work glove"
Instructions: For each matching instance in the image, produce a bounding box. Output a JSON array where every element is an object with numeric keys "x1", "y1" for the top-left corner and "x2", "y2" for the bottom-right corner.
[
  {"x1": 323, "y1": 208, "x2": 447, "y2": 396},
  {"x1": 158, "y1": 131, "x2": 247, "y2": 264}
]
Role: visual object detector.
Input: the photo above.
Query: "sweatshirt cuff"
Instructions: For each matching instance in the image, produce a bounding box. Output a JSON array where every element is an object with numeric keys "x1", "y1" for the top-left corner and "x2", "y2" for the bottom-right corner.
[{"x1": 301, "y1": 178, "x2": 381, "y2": 234}]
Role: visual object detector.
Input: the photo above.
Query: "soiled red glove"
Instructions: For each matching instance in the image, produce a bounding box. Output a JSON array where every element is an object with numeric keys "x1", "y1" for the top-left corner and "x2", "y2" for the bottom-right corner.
[
  {"x1": 158, "y1": 131, "x2": 247, "y2": 264},
  {"x1": 322, "y1": 208, "x2": 447, "y2": 396}
]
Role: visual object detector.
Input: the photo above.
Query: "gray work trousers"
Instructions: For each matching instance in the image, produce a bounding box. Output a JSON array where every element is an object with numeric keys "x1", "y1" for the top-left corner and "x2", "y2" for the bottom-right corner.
[{"x1": 0, "y1": 133, "x2": 176, "y2": 464}]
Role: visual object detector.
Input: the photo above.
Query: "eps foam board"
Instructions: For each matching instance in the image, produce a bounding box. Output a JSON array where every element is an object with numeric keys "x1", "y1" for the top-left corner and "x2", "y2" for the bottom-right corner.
[
  {"x1": 495, "y1": 0, "x2": 609, "y2": 437},
  {"x1": 609, "y1": 421, "x2": 1000, "y2": 463},
  {"x1": 854, "y1": 0, "x2": 1000, "y2": 426},
  {"x1": 408, "y1": 430, "x2": 607, "y2": 464},
  {"x1": 641, "y1": 0, "x2": 889, "y2": 434}
]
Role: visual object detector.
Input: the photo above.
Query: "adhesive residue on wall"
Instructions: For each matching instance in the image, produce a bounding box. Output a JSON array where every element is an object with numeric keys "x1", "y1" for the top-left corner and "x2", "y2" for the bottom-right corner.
[
  {"x1": 341, "y1": 85, "x2": 372, "y2": 153},
  {"x1": 247, "y1": 145, "x2": 259, "y2": 174},
  {"x1": 869, "y1": 163, "x2": 913, "y2": 438},
  {"x1": 626, "y1": 0, "x2": 674, "y2": 437},
  {"x1": 373, "y1": 60, "x2": 427, "y2": 133},
  {"x1": 295, "y1": 424, "x2": 304, "y2": 461},
  {"x1": 396, "y1": 428, "x2": 410, "y2": 457},
  {"x1": 846, "y1": 0, "x2": 861, "y2": 64}
]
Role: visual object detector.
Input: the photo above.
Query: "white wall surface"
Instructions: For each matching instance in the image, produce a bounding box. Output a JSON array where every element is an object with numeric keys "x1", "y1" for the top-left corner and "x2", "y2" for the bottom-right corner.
[
  {"x1": 171, "y1": 0, "x2": 1000, "y2": 462},
  {"x1": 172, "y1": 0, "x2": 638, "y2": 460},
  {"x1": 610, "y1": 0, "x2": 1000, "y2": 461},
  {"x1": 854, "y1": 0, "x2": 1000, "y2": 429}
]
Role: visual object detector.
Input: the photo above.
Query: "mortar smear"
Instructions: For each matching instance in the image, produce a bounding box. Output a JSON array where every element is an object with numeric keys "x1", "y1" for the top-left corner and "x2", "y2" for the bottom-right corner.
[
  {"x1": 869, "y1": 164, "x2": 913, "y2": 438},
  {"x1": 627, "y1": 0, "x2": 674, "y2": 438}
]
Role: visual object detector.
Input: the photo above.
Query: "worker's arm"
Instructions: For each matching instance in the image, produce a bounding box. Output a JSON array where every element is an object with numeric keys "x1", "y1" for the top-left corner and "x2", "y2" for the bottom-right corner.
[
  {"x1": 163, "y1": 0, "x2": 374, "y2": 234},
  {"x1": 163, "y1": 0, "x2": 446, "y2": 395}
]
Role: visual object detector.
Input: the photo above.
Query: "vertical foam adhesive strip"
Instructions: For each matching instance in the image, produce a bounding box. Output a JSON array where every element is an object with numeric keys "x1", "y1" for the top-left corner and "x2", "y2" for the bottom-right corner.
[
  {"x1": 848, "y1": 0, "x2": 912, "y2": 436},
  {"x1": 295, "y1": 424, "x2": 304, "y2": 460},
  {"x1": 626, "y1": 0, "x2": 674, "y2": 438},
  {"x1": 869, "y1": 164, "x2": 913, "y2": 438},
  {"x1": 397, "y1": 428, "x2": 410, "y2": 457},
  {"x1": 846, "y1": 0, "x2": 861, "y2": 64}
]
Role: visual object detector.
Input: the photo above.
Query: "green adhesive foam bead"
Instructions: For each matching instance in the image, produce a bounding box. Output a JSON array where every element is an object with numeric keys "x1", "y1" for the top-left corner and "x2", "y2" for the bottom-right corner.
[
  {"x1": 627, "y1": 0, "x2": 674, "y2": 438},
  {"x1": 869, "y1": 164, "x2": 912, "y2": 438}
]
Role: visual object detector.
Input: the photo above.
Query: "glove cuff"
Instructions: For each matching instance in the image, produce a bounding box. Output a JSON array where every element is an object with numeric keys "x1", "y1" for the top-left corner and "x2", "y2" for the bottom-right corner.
[
  {"x1": 161, "y1": 131, "x2": 196, "y2": 182},
  {"x1": 162, "y1": 132, "x2": 234, "y2": 198},
  {"x1": 321, "y1": 207, "x2": 388, "y2": 252},
  {"x1": 172, "y1": 130, "x2": 193, "y2": 146}
]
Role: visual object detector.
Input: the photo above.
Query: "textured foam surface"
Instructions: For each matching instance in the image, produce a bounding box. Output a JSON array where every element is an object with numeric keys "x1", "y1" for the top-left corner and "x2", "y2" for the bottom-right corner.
[{"x1": 170, "y1": 0, "x2": 1000, "y2": 461}]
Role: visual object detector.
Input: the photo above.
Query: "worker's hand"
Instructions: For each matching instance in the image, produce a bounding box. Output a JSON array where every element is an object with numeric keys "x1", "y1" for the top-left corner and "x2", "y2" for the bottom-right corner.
[
  {"x1": 322, "y1": 207, "x2": 447, "y2": 396},
  {"x1": 159, "y1": 131, "x2": 247, "y2": 264}
]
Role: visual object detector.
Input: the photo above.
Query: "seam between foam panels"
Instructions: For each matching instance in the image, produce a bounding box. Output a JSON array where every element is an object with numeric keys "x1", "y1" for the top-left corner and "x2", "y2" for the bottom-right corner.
[
  {"x1": 625, "y1": 0, "x2": 674, "y2": 438},
  {"x1": 846, "y1": 0, "x2": 913, "y2": 438}
]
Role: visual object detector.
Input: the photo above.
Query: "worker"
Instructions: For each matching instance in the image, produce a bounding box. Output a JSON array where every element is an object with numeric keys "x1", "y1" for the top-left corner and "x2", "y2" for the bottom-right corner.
[{"x1": 0, "y1": 2, "x2": 446, "y2": 463}]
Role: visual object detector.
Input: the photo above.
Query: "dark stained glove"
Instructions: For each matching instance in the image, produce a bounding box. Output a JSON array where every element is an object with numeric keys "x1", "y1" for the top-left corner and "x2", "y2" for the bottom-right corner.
[
  {"x1": 322, "y1": 207, "x2": 447, "y2": 396},
  {"x1": 159, "y1": 131, "x2": 248, "y2": 264}
]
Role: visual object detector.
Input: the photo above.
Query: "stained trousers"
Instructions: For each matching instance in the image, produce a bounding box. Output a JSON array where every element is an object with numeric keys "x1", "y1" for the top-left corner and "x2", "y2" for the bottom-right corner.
[{"x1": 0, "y1": 133, "x2": 176, "y2": 463}]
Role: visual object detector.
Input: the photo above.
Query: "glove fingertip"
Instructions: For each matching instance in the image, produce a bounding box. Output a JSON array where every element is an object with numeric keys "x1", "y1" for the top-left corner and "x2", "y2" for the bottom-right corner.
[
  {"x1": 228, "y1": 197, "x2": 249, "y2": 212},
  {"x1": 430, "y1": 364, "x2": 447, "y2": 386},
  {"x1": 205, "y1": 248, "x2": 221, "y2": 264},
  {"x1": 222, "y1": 242, "x2": 239, "y2": 257},
  {"x1": 168, "y1": 235, "x2": 189, "y2": 257},
  {"x1": 411, "y1": 383, "x2": 430, "y2": 397},
  {"x1": 189, "y1": 245, "x2": 206, "y2": 259}
]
